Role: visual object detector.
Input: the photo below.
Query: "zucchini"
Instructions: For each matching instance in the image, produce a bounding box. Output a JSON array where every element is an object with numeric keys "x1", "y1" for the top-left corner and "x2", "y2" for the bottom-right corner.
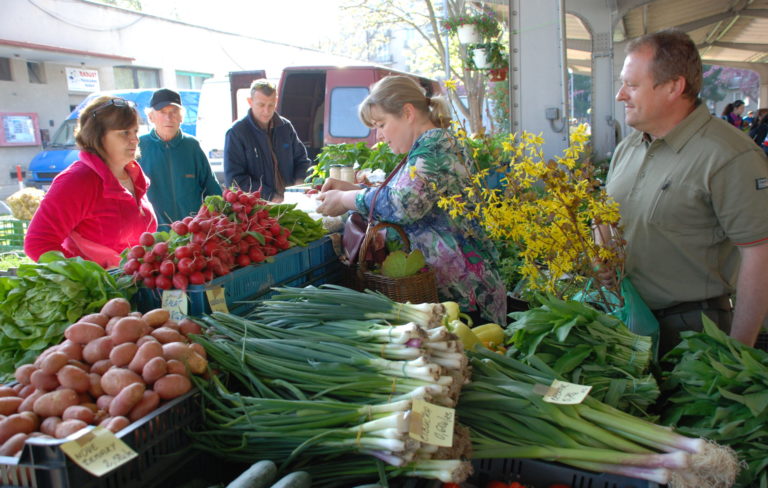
[
  {"x1": 268, "y1": 471, "x2": 311, "y2": 488},
  {"x1": 226, "y1": 459, "x2": 277, "y2": 488}
]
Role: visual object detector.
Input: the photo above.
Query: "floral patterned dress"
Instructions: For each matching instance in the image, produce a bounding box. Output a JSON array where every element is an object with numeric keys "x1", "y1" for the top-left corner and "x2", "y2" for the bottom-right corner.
[{"x1": 355, "y1": 128, "x2": 506, "y2": 324}]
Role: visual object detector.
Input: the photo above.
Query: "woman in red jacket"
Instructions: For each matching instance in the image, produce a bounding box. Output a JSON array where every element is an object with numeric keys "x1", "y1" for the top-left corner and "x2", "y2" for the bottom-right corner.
[{"x1": 24, "y1": 96, "x2": 157, "y2": 268}]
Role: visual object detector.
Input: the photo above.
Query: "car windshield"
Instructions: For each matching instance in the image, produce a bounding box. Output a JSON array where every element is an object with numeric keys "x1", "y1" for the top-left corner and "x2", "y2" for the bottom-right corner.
[{"x1": 48, "y1": 119, "x2": 77, "y2": 148}]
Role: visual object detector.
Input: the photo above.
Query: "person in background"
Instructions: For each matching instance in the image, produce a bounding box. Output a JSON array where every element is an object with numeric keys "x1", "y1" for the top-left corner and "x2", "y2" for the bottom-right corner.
[
  {"x1": 139, "y1": 88, "x2": 221, "y2": 228},
  {"x1": 25, "y1": 95, "x2": 157, "y2": 268},
  {"x1": 721, "y1": 99, "x2": 745, "y2": 129},
  {"x1": 316, "y1": 75, "x2": 506, "y2": 325},
  {"x1": 223, "y1": 79, "x2": 310, "y2": 202},
  {"x1": 599, "y1": 29, "x2": 768, "y2": 357},
  {"x1": 748, "y1": 108, "x2": 768, "y2": 155},
  {"x1": 742, "y1": 109, "x2": 755, "y2": 127}
]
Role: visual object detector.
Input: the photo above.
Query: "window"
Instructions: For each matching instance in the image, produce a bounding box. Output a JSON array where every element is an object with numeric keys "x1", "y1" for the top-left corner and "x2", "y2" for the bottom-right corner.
[
  {"x1": 176, "y1": 71, "x2": 211, "y2": 90},
  {"x1": 27, "y1": 62, "x2": 45, "y2": 84},
  {"x1": 113, "y1": 66, "x2": 160, "y2": 89},
  {"x1": 329, "y1": 87, "x2": 370, "y2": 138},
  {"x1": 0, "y1": 57, "x2": 11, "y2": 81}
]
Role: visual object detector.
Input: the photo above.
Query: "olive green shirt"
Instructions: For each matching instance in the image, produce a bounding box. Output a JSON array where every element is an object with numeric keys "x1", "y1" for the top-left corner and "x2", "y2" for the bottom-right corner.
[{"x1": 607, "y1": 103, "x2": 768, "y2": 310}]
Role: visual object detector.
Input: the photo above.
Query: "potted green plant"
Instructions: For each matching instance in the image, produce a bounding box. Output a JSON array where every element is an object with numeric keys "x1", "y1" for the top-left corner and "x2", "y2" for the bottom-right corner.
[
  {"x1": 442, "y1": 12, "x2": 501, "y2": 44},
  {"x1": 466, "y1": 41, "x2": 506, "y2": 71}
]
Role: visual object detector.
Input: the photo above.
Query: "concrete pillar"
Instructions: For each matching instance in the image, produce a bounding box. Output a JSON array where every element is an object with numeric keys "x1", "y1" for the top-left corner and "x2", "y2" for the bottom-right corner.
[{"x1": 508, "y1": 0, "x2": 569, "y2": 159}]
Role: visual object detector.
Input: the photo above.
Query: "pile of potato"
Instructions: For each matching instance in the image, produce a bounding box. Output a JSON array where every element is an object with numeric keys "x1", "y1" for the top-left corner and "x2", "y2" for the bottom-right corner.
[
  {"x1": 6, "y1": 187, "x2": 45, "y2": 221},
  {"x1": 0, "y1": 297, "x2": 207, "y2": 457}
]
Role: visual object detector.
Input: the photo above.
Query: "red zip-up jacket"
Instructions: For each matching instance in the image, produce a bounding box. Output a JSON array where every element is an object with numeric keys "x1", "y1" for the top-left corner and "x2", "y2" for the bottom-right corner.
[{"x1": 24, "y1": 151, "x2": 157, "y2": 268}]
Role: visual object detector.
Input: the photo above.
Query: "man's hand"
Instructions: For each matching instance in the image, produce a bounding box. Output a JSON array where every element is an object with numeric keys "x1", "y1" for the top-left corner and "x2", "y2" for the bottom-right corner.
[{"x1": 731, "y1": 241, "x2": 768, "y2": 346}]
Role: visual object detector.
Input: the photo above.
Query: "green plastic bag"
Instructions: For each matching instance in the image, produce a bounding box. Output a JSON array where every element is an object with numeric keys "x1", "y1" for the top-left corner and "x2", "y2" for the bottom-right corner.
[{"x1": 575, "y1": 278, "x2": 660, "y2": 360}]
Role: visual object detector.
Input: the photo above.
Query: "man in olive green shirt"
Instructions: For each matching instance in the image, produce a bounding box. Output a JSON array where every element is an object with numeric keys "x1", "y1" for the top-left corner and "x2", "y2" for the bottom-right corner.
[{"x1": 604, "y1": 29, "x2": 768, "y2": 356}]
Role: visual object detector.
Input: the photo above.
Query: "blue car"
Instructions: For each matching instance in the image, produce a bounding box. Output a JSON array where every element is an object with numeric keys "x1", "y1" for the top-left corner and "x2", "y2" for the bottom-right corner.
[{"x1": 27, "y1": 88, "x2": 200, "y2": 189}]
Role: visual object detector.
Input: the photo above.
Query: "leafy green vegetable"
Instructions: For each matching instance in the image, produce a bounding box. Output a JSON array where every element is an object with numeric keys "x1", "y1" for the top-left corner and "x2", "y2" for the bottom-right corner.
[
  {"x1": 661, "y1": 316, "x2": 768, "y2": 488},
  {"x1": 380, "y1": 249, "x2": 425, "y2": 278},
  {"x1": 0, "y1": 251, "x2": 133, "y2": 382}
]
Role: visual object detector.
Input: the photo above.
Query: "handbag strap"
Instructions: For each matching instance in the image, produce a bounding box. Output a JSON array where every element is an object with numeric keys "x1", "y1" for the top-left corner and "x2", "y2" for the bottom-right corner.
[{"x1": 365, "y1": 155, "x2": 408, "y2": 225}]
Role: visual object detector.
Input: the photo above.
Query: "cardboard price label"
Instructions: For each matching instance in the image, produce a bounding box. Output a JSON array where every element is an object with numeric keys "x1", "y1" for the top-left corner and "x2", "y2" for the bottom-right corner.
[
  {"x1": 162, "y1": 289, "x2": 188, "y2": 321},
  {"x1": 408, "y1": 399, "x2": 455, "y2": 447},
  {"x1": 60, "y1": 427, "x2": 138, "y2": 477},
  {"x1": 539, "y1": 379, "x2": 592, "y2": 404},
  {"x1": 206, "y1": 286, "x2": 228, "y2": 313}
]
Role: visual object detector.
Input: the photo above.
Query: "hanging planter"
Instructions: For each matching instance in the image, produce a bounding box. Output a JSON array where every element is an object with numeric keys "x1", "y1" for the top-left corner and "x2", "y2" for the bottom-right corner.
[
  {"x1": 456, "y1": 24, "x2": 481, "y2": 44},
  {"x1": 489, "y1": 67, "x2": 508, "y2": 82},
  {"x1": 466, "y1": 42, "x2": 507, "y2": 72},
  {"x1": 471, "y1": 47, "x2": 492, "y2": 69}
]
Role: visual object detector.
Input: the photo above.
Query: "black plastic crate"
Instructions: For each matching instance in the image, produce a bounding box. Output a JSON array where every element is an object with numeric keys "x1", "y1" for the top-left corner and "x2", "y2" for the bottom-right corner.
[
  {"x1": 471, "y1": 458, "x2": 658, "y2": 488},
  {"x1": 0, "y1": 389, "x2": 201, "y2": 488},
  {"x1": 133, "y1": 236, "x2": 342, "y2": 317}
]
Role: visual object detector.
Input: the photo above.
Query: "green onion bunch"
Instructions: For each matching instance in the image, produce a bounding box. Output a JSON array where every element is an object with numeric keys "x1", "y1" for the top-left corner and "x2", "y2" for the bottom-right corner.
[
  {"x1": 506, "y1": 295, "x2": 658, "y2": 416},
  {"x1": 458, "y1": 348, "x2": 707, "y2": 485}
]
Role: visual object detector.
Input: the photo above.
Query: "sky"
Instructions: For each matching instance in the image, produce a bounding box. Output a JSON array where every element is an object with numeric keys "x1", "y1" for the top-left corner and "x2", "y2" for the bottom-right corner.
[{"x1": 139, "y1": 0, "x2": 345, "y2": 48}]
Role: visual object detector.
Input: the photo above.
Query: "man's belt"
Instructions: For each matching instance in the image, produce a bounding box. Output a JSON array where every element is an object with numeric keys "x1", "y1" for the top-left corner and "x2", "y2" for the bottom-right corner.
[{"x1": 652, "y1": 294, "x2": 733, "y2": 318}]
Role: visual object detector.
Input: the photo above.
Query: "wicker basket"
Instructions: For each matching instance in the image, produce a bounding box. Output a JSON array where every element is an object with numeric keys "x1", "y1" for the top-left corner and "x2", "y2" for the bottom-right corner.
[{"x1": 348, "y1": 222, "x2": 439, "y2": 304}]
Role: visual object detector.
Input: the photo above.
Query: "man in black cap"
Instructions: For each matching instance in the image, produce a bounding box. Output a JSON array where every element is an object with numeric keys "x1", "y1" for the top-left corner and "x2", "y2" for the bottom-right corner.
[{"x1": 139, "y1": 88, "x2": 221, "y2": 228}]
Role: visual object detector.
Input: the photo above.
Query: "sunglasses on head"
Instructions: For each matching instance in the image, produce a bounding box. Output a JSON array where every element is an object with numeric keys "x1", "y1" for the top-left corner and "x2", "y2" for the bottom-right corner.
[{"x1": 91, "y1": 98, "x2": 136, "y2": 118}]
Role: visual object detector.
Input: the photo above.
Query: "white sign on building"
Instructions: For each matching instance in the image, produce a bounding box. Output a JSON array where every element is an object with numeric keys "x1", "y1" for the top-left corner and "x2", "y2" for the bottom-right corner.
[{"x1": 66, "y1": 67, "x2": 100, "y2": 92}]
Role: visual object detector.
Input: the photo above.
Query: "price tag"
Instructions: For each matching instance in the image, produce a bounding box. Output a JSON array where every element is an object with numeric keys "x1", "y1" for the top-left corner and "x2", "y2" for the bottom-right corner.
[
  {"x1": 206, "y1": 286, "x2": 228, "y2": 313},
  {"x1": 60, "y1": 427, "x2": 138, "y2": 477},
  {"x1": 408, "y1": 399, "x2": 455, "y2": 447},
  {"x1": 541, "y1": 379, "x2": 592, "y2": 404},
  {"x1": 161, "y1": 289, "x2": 187, "y2": 321}
]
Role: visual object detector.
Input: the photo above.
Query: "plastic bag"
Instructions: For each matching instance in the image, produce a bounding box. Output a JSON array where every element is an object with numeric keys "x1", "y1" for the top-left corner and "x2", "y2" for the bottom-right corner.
[{"x1": 575, "y1": 277, "x2": 660, "y2": 360}]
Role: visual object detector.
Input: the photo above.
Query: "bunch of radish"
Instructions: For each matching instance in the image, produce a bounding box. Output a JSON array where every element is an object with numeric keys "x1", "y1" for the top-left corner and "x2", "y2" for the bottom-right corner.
[
  {"x1": 0, "y1": 297, "x2": 207, "y2": 458},
  {"x1": 121, "y1": 188, "x2": 292, "y2": 290}
]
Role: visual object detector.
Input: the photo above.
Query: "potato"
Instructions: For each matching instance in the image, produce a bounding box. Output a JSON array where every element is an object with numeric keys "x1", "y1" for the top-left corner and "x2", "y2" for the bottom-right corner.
[
  {"x1": 96, "y1": 395, "x2": 114, "y2": 411},
  {"x1": 65, "y1": 322, "x2": 106, "y2": 345},
  {"x1": 18, "y1": 390, "x2": 43, "y2": 412},
  {"x1": 111, "y1": 317, "x2": 146, "y2": 345},
  {"x1": 90, "y1": 359, "x2": 113, "y2": 376},
  {"x1": 136, "y1": 335, "x2": 159, "y2": 347},
  {"x1": 151, "y1": 327, "x2": 184, "y2": 344},
  {"x1": 0, "y1": 432, "x2": 28, "y2": 457},
  {"x1": 14, "y1": 364, "x2": 37, "y2": 386},
  {"x1": 62, "y1": 405, "x2": 95, "y2": 424},
  {"x1": 141, "y1": 357, "x2": 167, "y2": 384},
  {"x1": 0, "y1": 397, "x2": 23, "y2": 416},
  {"x1": 0, "y1": 386, "x2": 17, "y2": 398},
  {"x1": 189, "y1": 343, "x2": 207, "y2": 360},
  {"x1": 18, "y1": 411, "x2": 39, "y2": 431},
  {"x1": 166, "y1": 360, "x2": 188, "y2": 377},
  {"x1": 57, "y1": 365, "x2": 91, "y2": 393},
  {"x1": 18, "y1": 385, "x2": 35, "y2": 399},
  {"x1": 153, "y1": 374, "x2": 191, "y2": 400},
  {"x1": 88, "y1": 373, "x2": 104, "y2": 398},
  {"x1": 128, "y1": 391, "x2": 160, "y2": 422},
  {"x1": 142, "y1": 308, "x2": 170, "y2": 328},
  {"x1": 66, "y1": 360, "x2": 90, "y2": 373},
  {"x1": 40, "y1": 416, "x2": 62, "y2": 436},
  {"x1": 54, "y1": 419, "x2": 88, "y2": 439},
  {"x1": 109, "y1": 342, "x2": 138, "y2": 367},
  {"x1": 82, "y1": 336, "x2": 113, "y2": 364},
  {"x1": 57, "y1": 340, "x2": 84, "y2": 362},
  {"x1": 101, "y1": 416, "x2": 130, "y2": 434},
  {"x1": 101, "y1": 297, "x2": 131, "y2": 318},
  {"x1": 78, "y1": 312, "x2": 109, "y2": 327},
  {"x1": 185, "y1": 352, "x2": 208, "y2": 375},
  {"x1": 105, "y1": 316, "x2": 121, "y2": 335},
  {"x1": 179, "y1": 318, "x2": 203, "y2": 337},
  {"x1": 33, "y1": 346, "x2": 57, "y2": 368},
  {"x1": 100, "y1": 368, "x2": 143, "y2": 396},
  {"x1": 0, "y1": 414, "x2": 35, "y2": 444},
  {"x1": 109, "y1": 383, "x2": 145, "y2": 417},
  {"x1": 10, "y1": 384, "x2": 23, "y2": 395},
  {"x1": 32, "y1": 389, "x2": 79, "y2": 418},
  {"x1": 128, "y1": 341, "x2": 163, "y2": 374},
  {"x1": 162, "y1": 342, "x2": 192, "y2": 362},
  {"x1": 38, "y1": 351, "x2": 68, "y2": 375},
  {"x1": 30, "y1": 370, "x2": 59, "y2": 392},
  {"x1": 161, "y1": 319, "x2": 180, "y2": 331}
]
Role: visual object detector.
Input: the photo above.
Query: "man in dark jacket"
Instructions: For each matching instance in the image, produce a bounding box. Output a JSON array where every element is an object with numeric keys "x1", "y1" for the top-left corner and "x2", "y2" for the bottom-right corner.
[
  {"x1": 223, "y1": 79, "x2": 311, "y2": 202},
  {"x1": 139, "y1": 88, "x2": 222, "y2": 228}
]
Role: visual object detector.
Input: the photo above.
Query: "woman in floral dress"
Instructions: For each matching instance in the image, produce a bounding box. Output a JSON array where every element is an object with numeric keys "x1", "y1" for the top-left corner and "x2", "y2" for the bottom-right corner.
[{"x1": 317, "y1": 75, "x2": 506, "y2": 324}]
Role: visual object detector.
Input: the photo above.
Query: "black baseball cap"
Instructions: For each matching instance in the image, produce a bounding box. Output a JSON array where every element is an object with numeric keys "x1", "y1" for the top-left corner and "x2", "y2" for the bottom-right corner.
[{"x1": 150, "y1": 88, "x2": 182, "y2": 110}]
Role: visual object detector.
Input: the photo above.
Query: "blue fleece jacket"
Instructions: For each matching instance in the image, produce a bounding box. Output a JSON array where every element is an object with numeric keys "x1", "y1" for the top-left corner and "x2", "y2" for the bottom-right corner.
[
  {"x1": 138, "y1": 129, "x2": 222, "y2": 228},
  {"x1": 223, "y1": 111, "x2": 310, "y2": 200}
]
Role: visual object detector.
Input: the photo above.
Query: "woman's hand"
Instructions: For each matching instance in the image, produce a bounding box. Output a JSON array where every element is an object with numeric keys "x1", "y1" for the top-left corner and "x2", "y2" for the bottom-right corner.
[
  {"x1": 317, "y1": 189, "x2": 359, "y2": 217},
  {"x1": 321, "y1": 178, "x2": 360, "y2": 192}
]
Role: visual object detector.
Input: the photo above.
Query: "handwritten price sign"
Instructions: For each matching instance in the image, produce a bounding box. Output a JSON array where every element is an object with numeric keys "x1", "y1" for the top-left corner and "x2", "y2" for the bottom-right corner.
[
  {"x1": 60, "y1": 427, "x2": 138, "y2": 477},
  {"x1": 541, "y1": 379, "x2": 592, "y2": 404},
  {"x1": 162, "y1": 289, "x2": 188, "y2": 321},
  {"x1": 409, "y1": 399, "x2": 455, "y2": 447}
]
